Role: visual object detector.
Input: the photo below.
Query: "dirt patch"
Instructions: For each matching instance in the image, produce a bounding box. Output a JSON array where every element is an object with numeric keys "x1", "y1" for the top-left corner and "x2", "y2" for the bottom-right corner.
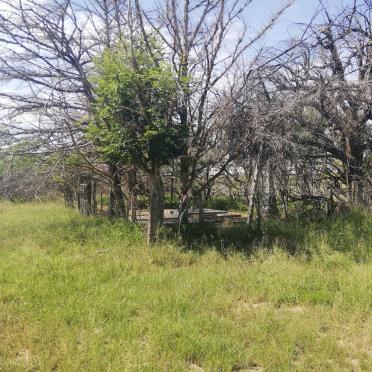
[
  {"x1": 188, "y1": 363, "x2": 204, "y2": 371},
  {"x1": 234, "y1": 301, "x2": 270, "y2": 315},
  {"x1": 16, "y1": 349, "x2": 32, "y2": 365},
  {"x1": 282, "y1": 305, "x2": 305, "y2": 313},
  {"x1": 234, "y1": 301, "x2": 308, "y2": 317},
  {"x1": 234, "y1": 363, "x2": 263, "y2": 372}
]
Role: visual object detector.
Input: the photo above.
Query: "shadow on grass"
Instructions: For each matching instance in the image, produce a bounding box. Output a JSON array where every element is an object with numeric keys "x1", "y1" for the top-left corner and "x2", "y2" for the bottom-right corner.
[
  {"x1": 36, "y1": 206, "x2": 370, "y2": 263},
  {"x1": 159, "y1": 209, "x2": 371, "y2": 262},
  {"x1": 159, "y1": 222, "x2": 263, "y2": 257}
]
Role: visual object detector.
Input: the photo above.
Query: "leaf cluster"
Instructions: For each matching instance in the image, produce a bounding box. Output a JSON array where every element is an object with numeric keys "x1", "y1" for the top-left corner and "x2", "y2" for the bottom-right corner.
[{"x1": 88, "y1": 40, "x2": 185, "y2": 170}]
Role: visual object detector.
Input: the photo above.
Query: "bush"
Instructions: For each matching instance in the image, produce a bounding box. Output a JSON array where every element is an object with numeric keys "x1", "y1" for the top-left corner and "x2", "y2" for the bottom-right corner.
[
  {"x1": 164, "y1": 193, "x2": 179, "y2": 209},
  {"x1": 205, "y1": 196, "x2": 247, "y2": 211}
]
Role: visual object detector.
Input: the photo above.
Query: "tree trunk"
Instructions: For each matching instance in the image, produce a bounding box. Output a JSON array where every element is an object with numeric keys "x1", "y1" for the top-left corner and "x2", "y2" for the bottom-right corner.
[
  {"x1": 349, "y1": 138, "x2": 365, "y2": 205},
  {"x1": 108, "y1": 165, "x2": 126, "y2": 218},
  {"x1": 256, "y1": 192, "x2": 262, "y2": 230},
  {"x1": 177, "y1": 46, "x2": 190, "y2": 225},
  {"x1": 267, "y1": 161, "x2": 279, "y2": 218},
  {"x1": 178, "y1": 155, "x2": 191, "y2": 226},
  {"x1": 77, "y1": 180, "x2": 81, "y2": 211},
  {"x1": 247, "y1": 144, "x2": 263, "y2": 225},
  {"x1": 63, "y1": 184, "x2": 75, "y2": 208},
  {"x1": 280, "y1": 189, "x2": 289, "y2": 218},
  {"x1": 147, "y1": 160, "x2": 164, "y2": 245},
  {"x1": 198, "y1": 190, "x2": 204, "y2": 223},
  {"x1": 78, "y1": 176, "x2": 94, "y2": 216},
  {"x1": 91, "y1": 180, "x2": 97, "y2": 215},
  {"x1": 247, "y1": 157, "x2": 260, "y2": 225},
  {"x1": 127, "y1": 166, "x2": 138, "y2": 222}
]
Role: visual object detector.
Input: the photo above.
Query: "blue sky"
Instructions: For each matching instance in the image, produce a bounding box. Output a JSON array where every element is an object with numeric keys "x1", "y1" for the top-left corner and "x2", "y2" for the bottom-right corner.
[
  {"x1": 239, "y1": 0, "x2": 349, "y2": 47},
  {"x1": 140, "y1": 0, "x2": 349, "y2": 48},
  {"x1": 0, "y1": 0, "x2": 350, "y2": 97}
]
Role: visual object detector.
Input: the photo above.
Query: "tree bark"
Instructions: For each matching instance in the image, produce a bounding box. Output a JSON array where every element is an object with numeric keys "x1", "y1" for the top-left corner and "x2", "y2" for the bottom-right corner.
[
  {"x1": 147, "y1": 160, "x2": 164, "y2": 245},
  {"x1": 247, "y1": 157, "x2": 260, "y2": 225},
  {"x1": 280, "y1": 189, "x2": 289, "y2": 218},
  {"x1": 349, "y1": 136, "x2": 365, "y2": 205},
  {"x1": 127, "y1": 166, "x2": 138, "y2": 222},
  {"x1": 78, "y1": 176, "x2": 95, "y2": 216},
  {"x1": 178, "y1": 155, "x2": 191, "y2": 226},
  {"x1": 198, "y1": 190, "x2": 204, "y2": 223},
  {"x1": 63, "y1": 184, "x2": 75, "y2": 208},
  {"x1": 91, "y1": 180, "x2": 97, "y2": 215},
  {"x1": 256, "y1": 192, "x2": 262, "y2": 230},
  {"x1": 267, "y1": 160, "x2": 279, "y2": 218},
  {"x1": 108, "y1": 165, "x2": 126, "y2": 218}
]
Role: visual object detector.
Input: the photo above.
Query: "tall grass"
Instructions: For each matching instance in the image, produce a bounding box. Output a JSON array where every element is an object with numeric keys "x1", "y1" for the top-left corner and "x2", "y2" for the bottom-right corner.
[
  {"x1": 161, "y1": 209, "x2": 371, "y2": 263},
  {"x1": 0, "y1": 202, "x2": 371, "y2": 371}
]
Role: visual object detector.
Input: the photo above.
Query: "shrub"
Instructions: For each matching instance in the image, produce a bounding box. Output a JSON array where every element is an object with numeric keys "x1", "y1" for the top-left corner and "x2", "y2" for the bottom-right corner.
[{"x1": 206, "y1": 196, "x2": 247, "y2": 211}]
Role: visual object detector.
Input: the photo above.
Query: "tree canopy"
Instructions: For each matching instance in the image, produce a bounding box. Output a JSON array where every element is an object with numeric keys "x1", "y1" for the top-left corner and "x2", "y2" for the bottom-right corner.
[{"x1": 88, "y1": 41, "x2": 185, "y2": 171}]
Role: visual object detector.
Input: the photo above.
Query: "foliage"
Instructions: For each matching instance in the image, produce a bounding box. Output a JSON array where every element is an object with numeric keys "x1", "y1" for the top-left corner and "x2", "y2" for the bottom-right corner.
[
  {"x1": 87, "y1": 40, "x2": 185, "y2": 170},
  {"x1": 205, "y1": 196, "x2": 247, "y2": 212},
  {"x1": 0, "y1": 202, "x2": 371, "y2": 371},
  {"x1": 164, "y1": 192, "x2": 179, "y2": 209}
]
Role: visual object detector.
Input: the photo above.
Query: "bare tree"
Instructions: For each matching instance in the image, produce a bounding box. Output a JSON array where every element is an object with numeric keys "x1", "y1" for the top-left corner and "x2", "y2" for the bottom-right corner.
[
  {"x1": 134, "y1": 0, "x2": 293, "y2": 225},
  {"x1": 0, "y1": 0, "x2": 130, "y2": 215}
]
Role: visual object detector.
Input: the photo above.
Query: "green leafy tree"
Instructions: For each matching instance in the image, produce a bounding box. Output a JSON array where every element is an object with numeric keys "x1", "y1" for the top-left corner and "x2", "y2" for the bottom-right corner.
[{"x1": 88, "y1": 40, "x2": 184, "y2": 244}]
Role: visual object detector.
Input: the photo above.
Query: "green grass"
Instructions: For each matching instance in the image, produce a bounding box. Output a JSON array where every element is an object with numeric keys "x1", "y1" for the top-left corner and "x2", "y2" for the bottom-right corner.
[
  {"x1": 0, "y1": 202, "x2": 371, "y2": 371},
  {"x1": 166, "y1": 210, "x2": 371, "y2": 263}
]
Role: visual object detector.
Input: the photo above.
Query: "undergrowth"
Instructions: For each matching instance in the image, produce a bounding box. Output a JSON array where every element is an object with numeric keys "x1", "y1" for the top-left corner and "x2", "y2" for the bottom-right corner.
[
  {"x1": 160, "y1": 209, "x2": 371, "y2": 263},
  {"x1": 0, "y1": 202, "x2": 371, "y2": 371}
]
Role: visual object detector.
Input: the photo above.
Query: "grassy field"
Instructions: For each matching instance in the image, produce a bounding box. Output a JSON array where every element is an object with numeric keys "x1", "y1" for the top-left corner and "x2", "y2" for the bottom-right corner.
[{"x1": 0, "y1": 202, "x2": 371, "y2": 371}]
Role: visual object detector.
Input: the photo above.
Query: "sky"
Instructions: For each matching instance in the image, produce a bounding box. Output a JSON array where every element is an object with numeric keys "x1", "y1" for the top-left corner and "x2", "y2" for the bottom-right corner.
[
  {"x1": 0, "y1": 0, "x2": 358, "y2": 135},
  {"x1": 137, "y1": 0, "x2": 350, "y2": 54},
  {"x1": 0, "y1": 0, "x2": 352, "y2": 102},
  {"x1": 232, "y1": 0, "x2": 349, "y2": 48}
]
